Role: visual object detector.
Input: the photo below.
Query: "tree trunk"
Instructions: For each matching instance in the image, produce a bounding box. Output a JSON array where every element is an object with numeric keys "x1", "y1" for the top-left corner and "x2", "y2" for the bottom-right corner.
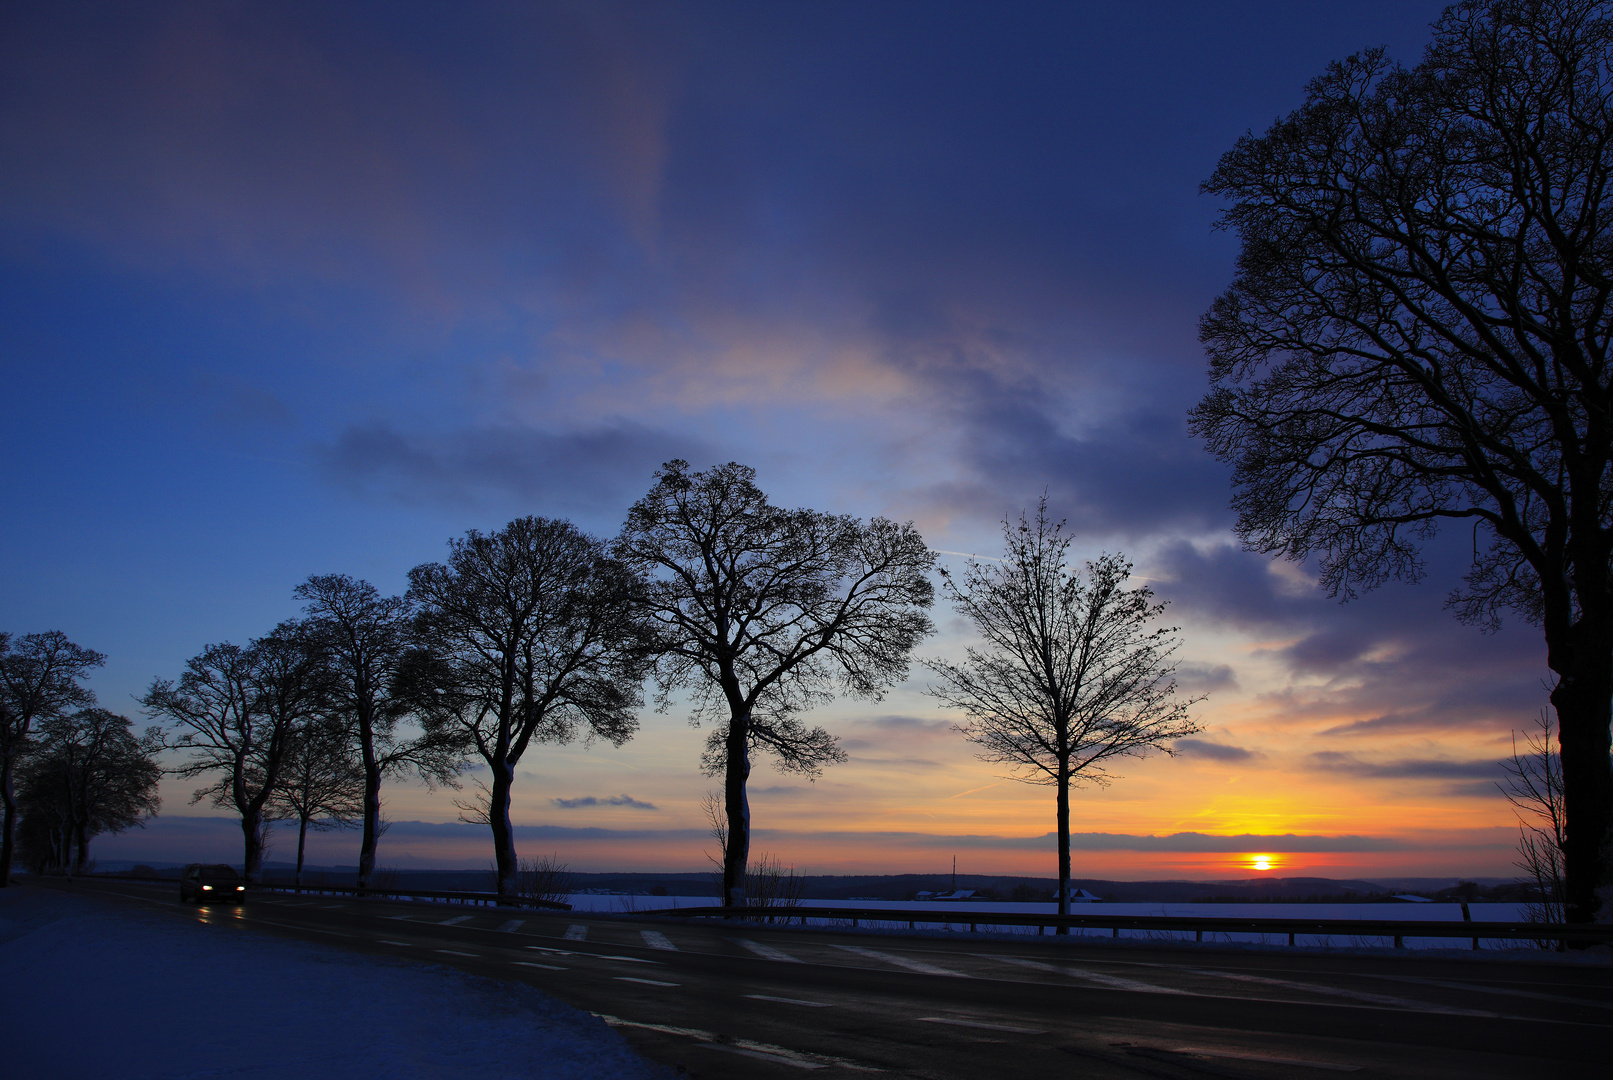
[
  {"x1": 0, "y1": 755, "x2": 16, "y2": 887},
  {"x1": 72, "y1": 820, "x2": 89, "y2": 875},
  {"x1": 1056, "y1": 760, "x2": 1071, "y2": 934},
  {"x1": 356, "y1": 725, "x2": 381, "y2": 891},
  {"x1": 296, "y1": 815, "x2": 310, "y2": 887},
  {"x1": 722, "y1": 711, "x2": 752, "y2": 909},
  {"x1": 241, "y1": 807, "x2": 264, "y2": 883},
  {"x1": 489, "y1": 759, "x2": 517, "y2": 899},
  {"x1": 1550, "y1": 620, "x2": 1613, "y2": 926}
]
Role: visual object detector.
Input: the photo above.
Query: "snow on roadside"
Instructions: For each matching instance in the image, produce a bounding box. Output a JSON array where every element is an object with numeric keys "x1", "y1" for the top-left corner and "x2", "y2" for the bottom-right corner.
[{"x1": 0, "y1": 886, "x2": 667, "y2": 1080}]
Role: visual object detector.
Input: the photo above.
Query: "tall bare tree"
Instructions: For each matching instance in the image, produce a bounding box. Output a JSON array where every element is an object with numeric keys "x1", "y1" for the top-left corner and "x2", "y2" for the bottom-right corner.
[
  {"x1": 268, "y1": 714, "x2": 363, "y2": 886},
  {"x1": 20, "y1": 708, "x2": 160, "y2": 873},
  {"x1": 615, "y1": 460, "x2": 935, "y2": 909},
  {"x1": 144, "y1": 622, "x2": 325, "y2": 881},
  {"x1": 0, "y1": 631, "x2": 104, "y2": 886},
  {"x1": 295, "y1": 575, "x2": 458, "y2": 890},
  {"x1": 1189, "y1": 0, "x2": 1613, "y2": 924},
  {"x1": 403, "y1": 517, "x2": 651, "y2": 899},
  {"x1": 926, "y1": 501, "x2": 1201, "y2": 926}
]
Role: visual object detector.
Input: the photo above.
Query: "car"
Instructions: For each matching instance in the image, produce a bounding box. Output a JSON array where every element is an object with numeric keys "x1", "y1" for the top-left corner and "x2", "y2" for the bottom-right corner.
[{"x1": 180, "y1": 863, "x2": 247, "y2": 903}]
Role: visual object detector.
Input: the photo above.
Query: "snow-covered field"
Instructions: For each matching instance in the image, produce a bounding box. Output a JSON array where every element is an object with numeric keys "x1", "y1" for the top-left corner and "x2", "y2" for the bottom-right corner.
[
  {"x1": 0, "y1": 886, "x2": 665, "y2": 1080},
  {"x1": 566, "y1": 894, "x2": 1538, "y2": 949}
]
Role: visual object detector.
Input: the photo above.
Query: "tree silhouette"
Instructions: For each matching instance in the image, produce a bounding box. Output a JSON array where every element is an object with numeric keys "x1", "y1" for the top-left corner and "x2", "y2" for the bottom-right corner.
[
  {"x1": 296, "y1": 575, "x2": 459, "y2": 890},
  {"x1": 616, "y1": 461, "x2": 934, "y2": 908},
  {"x1": 404, "y1": 517, "x2": 651, "y2": 899},
  {"x1": 0, "y1": 631, "x2": 104, "y2": 886},
  {"x1": 1190, "y1": 0, "x2": 1613, "y2": 923},
  {"x1": 144, "y1": 623, "x2": 324, "y2": 882},
  {"x1": 927, "y1": 500, "x2": 1201, "y2": 926}
]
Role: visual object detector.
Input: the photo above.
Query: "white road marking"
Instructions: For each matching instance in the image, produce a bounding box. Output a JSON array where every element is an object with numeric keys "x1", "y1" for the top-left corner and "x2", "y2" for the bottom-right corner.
[
  {"x1": 746, "y1": 994, "x2": 834, "y2": 1008},
  {"x1": 594, "y1": 1015, "x2": 878, "y2": 1072},
  {"x1": 918, "y1": 1017, "x2": 1047, "y2": 1035},
  {"x1": 564, "y1": 924, "x2": 588, "y2": 941},
  {"x1": 377, "y1": 940, "x2": 413, "y2": 946},
  {"x1": 600, "y1": 955, "x2": 663, "y2": 964},
  {"x1": 319, "y1": 903, "x2": 346, "y2": 909},
  {"x1": 1191, "y1": 969, "x2": 1496, "y2": 1016},
  {"x1": 833, "y1": 944, "x2": 969, "y2": 977},
  {"x1": 435, "y1": 949, "x2": 479, "y2": 957},
  {"x1": 709, "y1": 1045, "x2": 825, "y2": 1070},
  {"x1": 526, "y1": 946, "x2": 581, "y2": 956},
  {"x1": 985, "y1": 955, "x2": 1187, "y2": 995},
  {"x1": 497, "y1": 919, "x2": 526, "y2": 933},
  {"x1": 383, "y1": 915, "x2": 414, "y2": 921},
  {"x1": 615, "y1": 976, "x2": 679, "y2": 987},
  {"x1": 513, "y1": 961, "x2": 566, "y2": 971},
  {"x1": 1173, "y1": 1047, "x2": 1362, "y2": 1072},
  {"x1": 641, "y1": 930, "x2": 677, "y2": 950},
  {"x1": 439, "y1": 915, "x2": 473, "y2": 926},
  {"x1": 735, "y1": 938, "x2": 802, "y2": 963},
  {"x1": 1367, "y1": 973, "x2": 1613, "y2": 1010}
]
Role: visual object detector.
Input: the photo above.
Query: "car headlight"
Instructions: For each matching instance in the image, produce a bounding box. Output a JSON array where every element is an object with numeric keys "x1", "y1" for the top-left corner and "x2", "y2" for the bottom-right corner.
[
  {"x1": 202, "y1": 885, "x2": 213, "y2": 891},
  {"x1": 236, "y1": 886, "x2": 245, "y2": 891}
]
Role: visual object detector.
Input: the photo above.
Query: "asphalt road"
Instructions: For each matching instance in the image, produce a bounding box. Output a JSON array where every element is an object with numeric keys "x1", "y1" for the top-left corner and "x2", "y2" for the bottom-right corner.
[{"x1": 43, "y1": 879, "x2": 1613, "y2": 1079}]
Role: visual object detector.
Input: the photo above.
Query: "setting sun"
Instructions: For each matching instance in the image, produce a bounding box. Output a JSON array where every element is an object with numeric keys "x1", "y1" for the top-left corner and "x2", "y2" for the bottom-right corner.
[{"x1": 1251, "y1": 855, "x2": 1275, "y2": 872}]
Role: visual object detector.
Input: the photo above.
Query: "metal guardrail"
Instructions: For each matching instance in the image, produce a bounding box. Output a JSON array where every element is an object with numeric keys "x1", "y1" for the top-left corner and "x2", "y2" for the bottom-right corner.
[
  {"x1": 641, "y1": 903, "x2": 1613, "y2": 949},
  {"x1": 257, "y1": 882, "x2": 573, "y2": 910},
  {"x1": 86, "y1": 873, "x2": 571, "y2": 911}
]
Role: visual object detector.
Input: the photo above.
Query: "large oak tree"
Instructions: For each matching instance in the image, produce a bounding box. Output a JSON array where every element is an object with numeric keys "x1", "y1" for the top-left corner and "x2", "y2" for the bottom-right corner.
[
  {"x1": 1190, "y1": 0, "x2": 1613, "y2": 922},
  {"x1": 615, "y1": 461, "x2": 935, "y2": 909},
  {"x1": 404, "y1": 517, "x2": 651, "y2": 899}
]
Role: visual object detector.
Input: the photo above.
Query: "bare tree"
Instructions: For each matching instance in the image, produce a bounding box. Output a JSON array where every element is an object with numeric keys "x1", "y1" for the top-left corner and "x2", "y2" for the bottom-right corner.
[
  {"x1": 20, "y1": 708, "x2": 160, "y2": 873},
  {"x1": 295, "y1": 574, "x2": 459, "y2": 890},
  {"x1": 0, "y1": 632, "x2": 104, "y2": 886},
  {"x1": 1500, "y1": 710, "x2": 1568, "y2": 934},
  {"x1": 1189, "y1": 0, "x2": 1613, "y2": 924},
  {"x1": 927, "y1": 501, "x2": 1202, "y2": 927},
  {"x1": 615, "y1": 460, "x2": 935, "y2": 909},
  {"x1": 269, "y1": 715, "x2": 363, "y2": 886},
  {"x1": 143, "y1": 623, "x2": 324, "y2": 882},
  {"x1": 403, "y1": 517, "x2": 651, "y2": 899}
]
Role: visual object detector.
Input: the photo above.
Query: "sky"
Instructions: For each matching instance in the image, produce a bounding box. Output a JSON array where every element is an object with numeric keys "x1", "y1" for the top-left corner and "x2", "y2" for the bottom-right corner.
[{"x1": 1, "y1": 0, "x2": 1546, "y2": 881}]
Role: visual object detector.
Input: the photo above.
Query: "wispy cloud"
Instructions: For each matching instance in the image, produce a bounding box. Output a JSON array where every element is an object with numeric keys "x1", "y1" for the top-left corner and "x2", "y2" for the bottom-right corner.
[{"x1": 551, "y1": 794, "x2": 659, "y2": 811}]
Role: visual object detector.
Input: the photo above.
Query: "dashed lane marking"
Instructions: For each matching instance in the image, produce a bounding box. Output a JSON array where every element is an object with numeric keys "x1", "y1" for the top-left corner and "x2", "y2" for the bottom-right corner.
[
  {"x1": 918, "y1": 1017, "x2": 1047, "y2": 1035},
  {"x1": 1190, "y1": 969, "x2": 1497, "y2": 1016},
  {"x1": 439, "y1": 915, "x2": 473, "y2": 926},
  {"x1": 1173, "y1": 1047, "x2": 1362, "y2": 1072},
  {"x1": 641, "y1": 930, "x2": 677, "y2": 950},
  {"x1": 564, "y1": 924, "x2": 588, "y2": 941},
  {"x1": 615, "y1": 976, "x2": 679, "y2": 987},
  {"x1": 524, "y1": 946, "x2": 662, "y2": 964},
  {"x1": 513, "y1": 961, "x2": 566, "y2": 971},
  {"x1": 746, "y1": 994, "x2": 834, "y2": 1008},
  {"x1": 984, "y1": 955, "x2": 1187, "y2": 995},
  {"x1": 377, "y1": 940, "x2": 413, "y2": 946},
  {"x1": 383, "y1": 915, "x2": 414, "y2": 921},
  {"x1": 594, "y1": 1015, "x2": 880, "y2": 1072},
  {"x1": 436, "y1": 949, "x2": 479, "y2": 958},
  {"x1": 832, "y1": 944, "x2": 969, "y2": 977},
  {"x1": 497, "y1": 919, "x2": 526, "y2": 933},
  {"x1": 734, "y1": 938, "x2": 803, "y2": 963}
]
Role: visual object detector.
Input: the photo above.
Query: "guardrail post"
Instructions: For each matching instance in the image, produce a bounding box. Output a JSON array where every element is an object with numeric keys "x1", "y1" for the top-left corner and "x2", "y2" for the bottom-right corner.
[
  {"x1": 1288, "y1": 932, "x2": 1295, "y2": 946},
  {"x1": 1393, "y1": 934, "x2": 1404, "y2": 948},
  {"x1": 1195, "y1": 930, "x2": 1202, "y2": 943},
  {"x1": 1112, "y1": 927, "x2": 1119, "y2": 938}
]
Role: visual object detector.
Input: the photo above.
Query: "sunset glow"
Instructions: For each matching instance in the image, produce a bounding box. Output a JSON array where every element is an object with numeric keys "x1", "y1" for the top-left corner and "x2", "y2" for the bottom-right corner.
[{"x1": 6, "y1": 1, "x2": 1530, "y2": 883}]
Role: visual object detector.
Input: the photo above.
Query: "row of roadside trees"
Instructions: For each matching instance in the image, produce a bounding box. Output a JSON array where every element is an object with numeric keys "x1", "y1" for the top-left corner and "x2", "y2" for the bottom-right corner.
[{"x1": 3, "y1": 461, "x2": 1207, "y2": 914}]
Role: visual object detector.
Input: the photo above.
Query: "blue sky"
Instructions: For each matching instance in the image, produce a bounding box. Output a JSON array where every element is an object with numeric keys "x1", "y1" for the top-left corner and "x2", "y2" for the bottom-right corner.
[{"x1": 5, "y1": 1, "x2": 1543, "y2": 878}]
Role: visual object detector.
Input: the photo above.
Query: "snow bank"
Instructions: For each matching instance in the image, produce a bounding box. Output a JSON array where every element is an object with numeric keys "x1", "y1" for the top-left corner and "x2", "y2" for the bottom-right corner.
[{"x1": 0, "y1": 886, "x2": 665, "y2": 1080}]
